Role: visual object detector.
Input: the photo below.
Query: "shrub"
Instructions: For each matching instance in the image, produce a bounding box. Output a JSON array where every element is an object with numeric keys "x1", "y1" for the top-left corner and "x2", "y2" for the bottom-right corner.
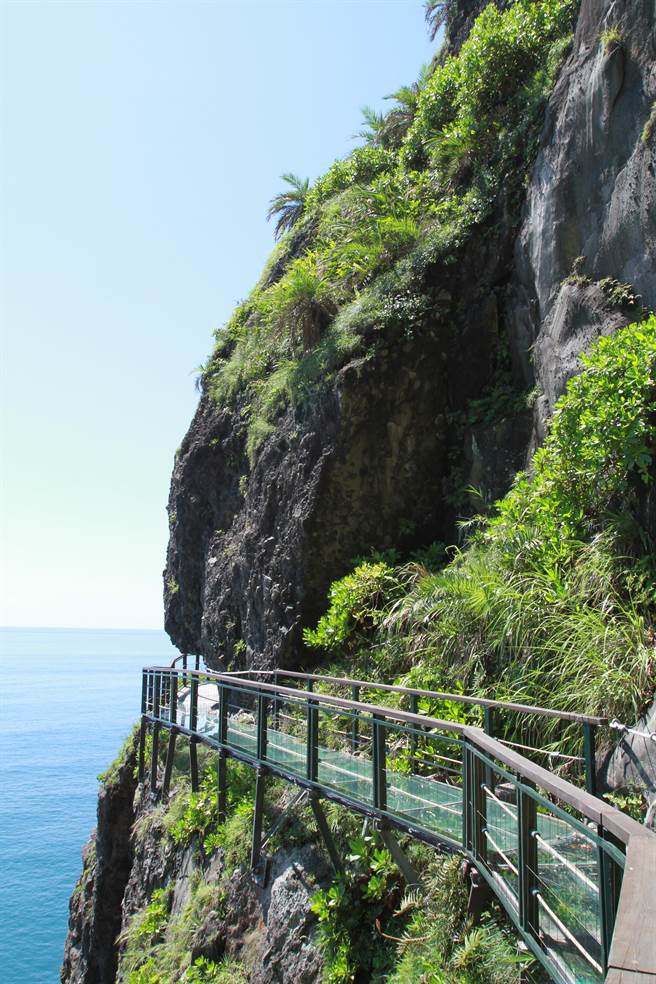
[
  {"x1": 306, "y1": 146, "x2": 397, "y2": 208},
  {"x1": 303, "y1": 562, "x2": 406, "y2": 654},
  {"x1": 311, "y1": 834, "x2": 403, "y2": 983}
]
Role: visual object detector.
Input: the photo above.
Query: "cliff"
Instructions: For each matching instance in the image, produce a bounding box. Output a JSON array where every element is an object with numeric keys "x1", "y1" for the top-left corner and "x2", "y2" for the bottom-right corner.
[
  {"x1": 163, "y1": 0, "x2": 655, "y2": 672},
  {"x1": 63, "y1": 0, "x2": 656, "y2": 981}
]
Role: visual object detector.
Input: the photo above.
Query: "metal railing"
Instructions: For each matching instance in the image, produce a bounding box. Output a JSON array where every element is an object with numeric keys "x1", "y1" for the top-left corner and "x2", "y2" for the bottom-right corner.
[
  {"x1": 139, "y1": 664, "x2": 655, "y2": 984},
  {"x1": 224, "y1": 668, "x2": 608, "y2": 797}
]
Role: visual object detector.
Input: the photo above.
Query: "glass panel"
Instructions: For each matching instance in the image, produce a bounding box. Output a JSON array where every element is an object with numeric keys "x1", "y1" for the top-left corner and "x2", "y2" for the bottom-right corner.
[
  {"x1": 534, "y1": 804, "x2": 604, "y2": 984},
  {"x1": 482, "y1": 768, "x2": 519, "y2": 907},
  {"x1": 385, "y1": 723, "x2": 463, "y2": 843},
  {"x1": 317, "y1": 709, "x2": 374, "y2": 804},
  {"x1": 265, "y1": 695, "x2": 308, "y2": 777}
]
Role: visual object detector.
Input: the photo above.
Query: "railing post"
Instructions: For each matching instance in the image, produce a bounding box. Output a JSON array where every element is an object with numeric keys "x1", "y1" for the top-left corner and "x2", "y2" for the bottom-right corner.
[
  {"x1": 150, "y1": 673, "x2": 161, "y2": 792},
  {"x1": 351, "y1": 685, "x2": 360, "y2": 755},
  {"x1": 189, "y1": 675, "x2": 199, "y2": 792},
  {"x1": 307, "y1": 692, "x2": 319, "y2": 783},
  {"x1": 182, "y1": 653, "x2": 188, "y2": 687},
  {"x1": 147, "y1": 669, "x2": 154, "y2": 714},
  {"x1": 372, "y1": 715, "x2": 387, "y2": 812},
  {"x1": 141, "y1": 671, "x2": 147, "y2": 715},
  {"x1": 256, "y1": 692, "x2": 268, "y2": 763},
  {"x1": 471, "y1": 752, "x2": 487, "y2": 864},
  {"x1": 218, "y1": 684, "x2": 228, "y2": 747},
  {"x1": 483, "y1": 707, "x2": 495, "y2": 790},
  {"x1": 410, "y1": 693, "x2": 418, "y2": 774},
  {"x1": 583, "y1": 722, "x2": 598, "y2": 797},
  {"x1": 169, "y1": 673, "x2": 178, "y2": 726},
  {"x1": 462, "y1": 741, "x2": 472, "y2": 851},
  {"x1": 597, "y1": 827, "x2": 620, "y2": 972},
  {"x1": 518, "y1": 782, "x2": 539, "y2": 936},
  {"x1": 272, "y1": 670, "x2": 280, "y2": 729}
]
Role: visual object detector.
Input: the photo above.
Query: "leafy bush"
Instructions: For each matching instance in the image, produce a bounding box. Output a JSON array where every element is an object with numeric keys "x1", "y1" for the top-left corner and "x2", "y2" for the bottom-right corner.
[
  {"x1": 120, "y1": 888, "x2": 172, "y2": 977},
  {"x1": 121, "y1": 878, "x2": 229, "y2": 983},
  {"x1": 98, "y1": 726, "x2": 138, "y2": 786},
  {"x1": 305, "y1": 146, "x2": 396, "y2": 209},
  {"x1": 303, "y1": 561, "x2": 406, "y2": 655},
  {"x1": 165, "y1": 760, "x2": 255, "y2": 852},
  {"x1": 388, "y1": 855, "x2": 532, "y2": 984},
  {"x1": 401, "y1": 0, "x2": 576, "y2": 173},
  {"x1": 311, "y1": 833, "x2": 403, "y2": 983}
]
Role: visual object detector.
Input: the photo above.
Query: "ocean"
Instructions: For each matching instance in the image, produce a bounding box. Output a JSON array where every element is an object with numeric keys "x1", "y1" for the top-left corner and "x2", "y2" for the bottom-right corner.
[{"x1": 0, "y1": 627, "x2": 179, "y2": 984}]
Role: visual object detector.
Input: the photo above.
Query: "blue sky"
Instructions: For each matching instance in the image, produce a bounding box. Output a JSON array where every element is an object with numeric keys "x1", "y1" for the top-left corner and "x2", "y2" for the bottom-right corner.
[{"x1": 0, "y1": 0, "x2": 436, "y2": 630}]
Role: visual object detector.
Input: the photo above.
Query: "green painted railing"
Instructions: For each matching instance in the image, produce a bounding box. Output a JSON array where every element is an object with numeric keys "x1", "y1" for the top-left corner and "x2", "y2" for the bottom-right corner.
[{"x1": 139, "y1": 665, "x2": 656, "y2": 984}]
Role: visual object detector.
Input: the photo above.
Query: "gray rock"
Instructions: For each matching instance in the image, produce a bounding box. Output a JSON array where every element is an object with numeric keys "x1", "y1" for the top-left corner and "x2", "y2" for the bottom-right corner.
[
  {"x1": 61, "y1": 739, "x2": 138, "y2": 984},
  {"x1": 508, "y1": 0, "x2": 656, "y2": 440},
  {"x1": 603, "y1": 698, "x2": 656, "y2": 828}
]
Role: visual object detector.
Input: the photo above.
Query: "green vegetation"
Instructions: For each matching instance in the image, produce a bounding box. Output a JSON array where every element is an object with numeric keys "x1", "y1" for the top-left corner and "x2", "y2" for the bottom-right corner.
[
  {"x1": 304, "y1": 318, "x2": 656, "y2": 755},
  {"x1": 388, "y1": 856, "x2": 533, "y2": 984},
  {"x1": 424, "y1": 0, "x2": 453, "y2": 42},
  {"x1": 119, "y1": 875, "x2": 235, "y2": 982},
  {"x1": 201, "y1": 0, "x2": 577, "y2": 461},
  {"x1": 267, "y1": 173, "x2": 310, "y2": 239},
  {"x1": 311, "y1": 833, "x2": 403, "y2": 982},
  {"x1": 163, "y1": 759, "x2": 255, "y2": 855},
  {"x1": 97, "y1": 726, "x2": 138, "y2": 787},
  {"x1": 642, "y1": 102, "x2": 656, "y2": 142},
  {"x1": 600, "y1": 25, "x2": 623, "y2": 53},
  {"x1": 312, "y1": 843, "x2": 533, "y2": 984}
]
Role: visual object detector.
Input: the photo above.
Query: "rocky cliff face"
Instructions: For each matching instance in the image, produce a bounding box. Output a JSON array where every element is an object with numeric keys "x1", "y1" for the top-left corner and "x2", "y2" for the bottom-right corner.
[
  {"x1": 509, "y1": 0, "x2": 656, "y2": 444},
  {"x1": 61, "y1": 742, "x2": 138, "y2": 984},
  {"x1": 62, "y1": 744, "x2": 327, "y2": 984},
  {"x1": 164, "y1": 0, "x2": 655, "y2": 672},
  {"x1": 164, "y1": 215, "x2": 532, "y2": 669}
]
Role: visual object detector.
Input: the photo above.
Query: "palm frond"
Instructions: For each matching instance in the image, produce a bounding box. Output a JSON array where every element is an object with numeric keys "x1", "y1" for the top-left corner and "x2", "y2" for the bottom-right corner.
[{"x1": 266, "y1": 172, "x2": 310, "y2": 239}]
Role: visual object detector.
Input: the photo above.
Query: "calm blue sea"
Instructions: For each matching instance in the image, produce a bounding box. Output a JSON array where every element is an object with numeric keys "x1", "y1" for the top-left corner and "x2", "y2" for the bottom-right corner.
[{"x1": 0, "y1": 627, "x2": 178, "y2": 984}]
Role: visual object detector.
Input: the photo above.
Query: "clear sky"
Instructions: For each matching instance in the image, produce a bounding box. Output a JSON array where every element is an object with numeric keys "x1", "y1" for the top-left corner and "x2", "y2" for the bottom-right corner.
[{"x1": 0, "y1": 0, "x2": 436, "y2": 631}]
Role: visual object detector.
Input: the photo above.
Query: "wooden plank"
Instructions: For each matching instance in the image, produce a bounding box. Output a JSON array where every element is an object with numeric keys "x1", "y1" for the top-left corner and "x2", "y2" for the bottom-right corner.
[
  {"x1": 605, "y1": 970, "x2": 656, "y2": 983},
  {"x1": 607, "y1": 835, "x2": 656, "y2": 976}
]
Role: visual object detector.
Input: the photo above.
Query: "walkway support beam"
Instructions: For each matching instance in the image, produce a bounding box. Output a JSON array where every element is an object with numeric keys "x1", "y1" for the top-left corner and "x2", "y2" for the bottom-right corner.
[
  {"x1": 251, "y1": 768, "x2": 267, "y2": 870},
  {"x1": 162, "y1": 727, "x2": 178, "y2": 799},
  {"x1": 150, "y1": 673, "x2": 161, "y2": 793},
  {"x1": 310, "y1": 793, "x2": 343, "y2": 874},
  {"x1": 379, "y1": 824, "x2": 423, "y2": 888}
]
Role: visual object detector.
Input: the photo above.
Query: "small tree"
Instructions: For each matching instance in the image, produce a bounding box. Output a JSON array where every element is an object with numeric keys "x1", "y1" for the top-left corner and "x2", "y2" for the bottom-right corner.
[
  {"x1": 266, "y1": 172, "x2": 309, "y2": 239},
  {"x1": 424, "y1": 0, "x2": 452, "y2": 41}
]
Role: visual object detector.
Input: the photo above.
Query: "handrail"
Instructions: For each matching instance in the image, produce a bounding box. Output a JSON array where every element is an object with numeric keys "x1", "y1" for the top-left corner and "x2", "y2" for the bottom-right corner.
[
  {"x1": 151, "y1": 662, "x2": 607, "y2": 795},
  {"x1": 140, "y1": 665, "x2": 656, "y2": 983},
  {"x1": 223, "y1": 667, "x2": 608, "y2": 725}
]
